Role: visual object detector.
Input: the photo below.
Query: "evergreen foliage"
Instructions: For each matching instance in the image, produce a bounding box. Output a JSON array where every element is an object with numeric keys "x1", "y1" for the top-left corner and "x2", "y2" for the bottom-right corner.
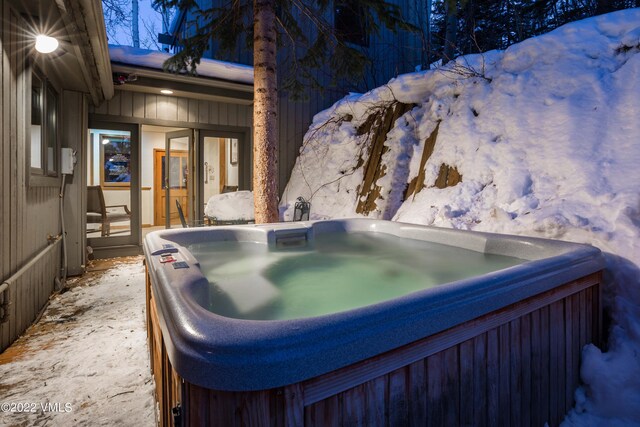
[
  {"x1": 152, "y1": 0, "x2": 419, "y2": 99},
  {"x1": 430, "y1": 0, "x2": 640, "y2": 63}
]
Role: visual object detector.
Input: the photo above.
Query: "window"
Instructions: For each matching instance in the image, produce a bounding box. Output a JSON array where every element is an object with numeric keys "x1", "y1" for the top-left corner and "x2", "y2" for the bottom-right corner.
[
  {"x1": 100, "y1": 134, "x2": 132, "y2": 187},
  {"x1": 334, "y1": 0, "x2": 368, "y2": 47},
  {"x1": 30, "y1": 69, "x2": 59, "y2": 177}
]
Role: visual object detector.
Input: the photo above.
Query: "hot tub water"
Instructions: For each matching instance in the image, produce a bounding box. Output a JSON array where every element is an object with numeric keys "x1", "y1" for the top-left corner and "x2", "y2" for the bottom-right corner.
[{"x1": 189, "y1": 232, "x2": 524, "y2": 320}]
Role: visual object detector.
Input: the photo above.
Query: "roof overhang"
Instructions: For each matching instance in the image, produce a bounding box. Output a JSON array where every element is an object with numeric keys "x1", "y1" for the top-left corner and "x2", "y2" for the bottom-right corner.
[
  {"x1": 54, "y1": 0, "x2": 114, "y2": 104},
  {"x1": 13, "y1": 0, "x2": 114, "y2": 105},
  {"x1": 110, "y1": 63, "x2": 254, "y2": 105}
]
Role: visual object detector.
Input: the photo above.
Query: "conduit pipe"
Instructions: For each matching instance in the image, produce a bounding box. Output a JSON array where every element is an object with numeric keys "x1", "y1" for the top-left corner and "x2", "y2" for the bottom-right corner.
[{"x1": 0, "y1": 236, "x2": 62, "y2": 323}]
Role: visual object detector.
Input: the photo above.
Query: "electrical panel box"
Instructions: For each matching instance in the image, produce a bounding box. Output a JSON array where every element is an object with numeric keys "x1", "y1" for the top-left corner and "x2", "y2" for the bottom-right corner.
[{"x1": 61, "y1": 147, "x2": 75, "y2": 175}]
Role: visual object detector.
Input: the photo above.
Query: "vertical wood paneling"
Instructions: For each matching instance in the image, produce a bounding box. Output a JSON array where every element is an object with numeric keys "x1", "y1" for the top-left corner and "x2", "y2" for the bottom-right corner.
[
  {"x1": 443, "y1": 346, "x2": 459, "y2": 421},
  {"x1": 426, "y1": 351, "x2": 444, "y2": 425},
  {"x1": 145, "y1": 94, "x2": 157, "y2": 118},
  {"x1": 177, "y1": 97, "x2": 189, "y2": 122},
  {"x1": 0, "y1": 3, "x2": 60, "y2": 352},
  {"x1": 549, "y1": 299, "x2": 564, "y2": 424},
  {"x1": 530, "y1": 308, "x2": 543, "y2": 427},
  {"x1": 1, "y1": 1, "x2": 8, "y2": 349},
  {"x1": 188, "y1": 98, "x2": 198, "y2": 122},
  {"x1": 147, "y1": 269, "x2": 603, "y2": 427},
  {"x1": 120, "y1": 91, "x2": 133, "y2": 117},
  {"x1": 472, "y1": 334, "x2": 487, "y2": 426},
  {"x1": 510, "y1": 318, "x2": 522, "y2": 427},
  {"x1": 284, "y1": 383, "x2": 303, "y2": 427},
  {"x1": 341, "y1": 383, "x2": 366, "y2": 426},
  {"x1": 520, "y1": 313, "x2": 532, "y2": 427},
  {"x1": 388, "y1": 367, "x2": 409, "y2": 425},
  {"x1": 219, "y1": 102, "x2": 228, "y2": 126},
  {"x1": 133, "y1": 92, "x2": 145, "y2": 117},
  {"x1": 364, "y1": 371, "x2": 386, "y2": 426},
  {"x1": 407, "y1": 360, "x2": 426, "y2": 426},
  {"x1": 198, "y1": 99, "x2": 209, "y2": 123},
  {"x1": 209, "y1": 101, "x2": 219, "y2": 125},
  {"x1": 459, "y1": 339, "x2": 474, "y2": 426},
  {"x1": 498, "y1": 324, "x2": 510, "y2": 426},
  {"x1": 108, "y1": 92, "x2": 121, "y2": 116},
  {"x1": 486, "y1": 328, "x2": 500, "y2": 425},
  {"x1": 565, "y1": 294, "x2": 575, "y2": 412},
  {"x1": 540, "y1": 305, "x2": 551, "y2": 423}
]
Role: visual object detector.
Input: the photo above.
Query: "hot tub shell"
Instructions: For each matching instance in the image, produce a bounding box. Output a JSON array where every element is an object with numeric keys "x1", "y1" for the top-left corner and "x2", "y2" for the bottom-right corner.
[{"x1": 144, "y1": 219, "x2": 604, "y2": 426}]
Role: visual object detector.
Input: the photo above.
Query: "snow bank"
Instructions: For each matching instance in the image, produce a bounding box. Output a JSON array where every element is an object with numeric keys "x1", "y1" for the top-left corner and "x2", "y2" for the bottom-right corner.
[
  {"x1": 109, "y1": 45, "x2": 253, "y2": 84},
  {"x1": 282, "y1": 9, "x2": 640, "y2": 425}
]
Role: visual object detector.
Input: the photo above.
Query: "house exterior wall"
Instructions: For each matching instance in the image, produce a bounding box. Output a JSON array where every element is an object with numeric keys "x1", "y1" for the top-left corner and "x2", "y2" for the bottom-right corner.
[
  {"x1": 88, "y1": 88, "x2": 253, "y2": 241},
  {"x1": 62, "y1": 90, "x2": 89, "y2": 277},
  {"x1": 0, "y1": 1, "x2": 61, "y2": 351},
  {"x1": 91, "y1": 90, "x2": 253, "y2": 129},
  {"x1": 177, "y1": 0, "x2": 427, "y2": 194}
]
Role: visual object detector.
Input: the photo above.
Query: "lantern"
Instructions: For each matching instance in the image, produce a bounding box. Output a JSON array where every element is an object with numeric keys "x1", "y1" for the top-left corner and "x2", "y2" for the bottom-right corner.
[{"x1": 293, "y1": 197, "x2": 311, "y2": 221}]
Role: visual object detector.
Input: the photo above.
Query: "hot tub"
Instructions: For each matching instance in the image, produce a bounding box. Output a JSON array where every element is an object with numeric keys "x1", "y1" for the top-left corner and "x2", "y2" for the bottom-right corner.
[{"x1": 143, "y1": 219, "x2": 604, "y2": 426}]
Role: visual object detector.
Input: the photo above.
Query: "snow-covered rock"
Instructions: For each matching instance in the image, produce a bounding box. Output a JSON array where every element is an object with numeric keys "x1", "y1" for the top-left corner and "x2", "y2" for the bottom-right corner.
[{"x1": 282, "y1": 9, "x2": 640, "y2": 425}]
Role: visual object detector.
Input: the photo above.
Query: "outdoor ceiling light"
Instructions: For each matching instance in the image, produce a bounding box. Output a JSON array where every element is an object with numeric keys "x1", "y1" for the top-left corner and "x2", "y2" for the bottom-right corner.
[
  {"x1": 160, "y1": 89, "x2": 174, "y2": 95},
  {"x1": 35, "y1": 34, "x2": 59, "y2": 53},
  {"x1": 102, "y1": 139, "x2": 110, "y2": 145}
]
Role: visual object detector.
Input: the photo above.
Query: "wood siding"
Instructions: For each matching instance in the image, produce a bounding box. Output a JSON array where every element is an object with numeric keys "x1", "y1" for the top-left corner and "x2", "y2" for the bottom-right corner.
[
  {"x1": 0, "y1": 1, "x2": 64, "y2": 352},
  {"x1": 90, "y1": 90, "x2": 253, "y2": 129},
  {"x1": 147, "y1": 270, "x2": 602, "y2": 426}
]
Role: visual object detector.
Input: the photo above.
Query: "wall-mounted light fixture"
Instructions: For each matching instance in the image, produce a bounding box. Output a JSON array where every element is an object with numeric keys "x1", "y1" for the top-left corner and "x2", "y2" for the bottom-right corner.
[{"x1": 35, "y1": 34, "x2": 59, "y2": 53}]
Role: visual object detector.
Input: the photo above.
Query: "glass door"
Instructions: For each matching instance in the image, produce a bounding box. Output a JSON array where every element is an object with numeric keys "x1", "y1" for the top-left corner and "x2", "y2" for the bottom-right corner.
[
  {"x1": 86, "y1": 122, "x2": 140, "y2": 248},
  {"x1": 197, "y1": 130, "x2": 247, "y2": 224},
  {"x1": 164, "y1": 130, "x2": 192, "y2": 228}
]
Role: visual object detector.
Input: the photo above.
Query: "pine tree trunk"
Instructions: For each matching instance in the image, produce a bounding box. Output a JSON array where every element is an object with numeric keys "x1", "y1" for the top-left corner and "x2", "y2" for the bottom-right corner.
[
  {"x1": 253, "y1": 0, "x2": 279, "y2": 223},
  {"x1": 132, "y1": 0, "x2": 140, "y2": 48},
  {"x1": 443, "y1": 0, "x2": 457, "y2": 64}
]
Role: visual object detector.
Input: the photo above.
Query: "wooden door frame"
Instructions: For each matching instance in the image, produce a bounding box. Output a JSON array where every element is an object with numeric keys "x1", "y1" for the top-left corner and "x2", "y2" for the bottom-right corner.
[
  {"x1": 219, "y1": 138, "x2": 226, "y2": 193},
  {"x1": 153, "y1": 148, "x2": 189, "y2": 227},
  {"x1": 164, "y1": 129, "x2": 193, "y2": 228}
]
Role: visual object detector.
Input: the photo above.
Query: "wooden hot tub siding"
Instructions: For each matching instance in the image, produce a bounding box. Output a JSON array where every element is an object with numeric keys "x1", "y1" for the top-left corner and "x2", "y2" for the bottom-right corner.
[{"x1": 146, "y1": 270, "x2": 602, "y2": 427}]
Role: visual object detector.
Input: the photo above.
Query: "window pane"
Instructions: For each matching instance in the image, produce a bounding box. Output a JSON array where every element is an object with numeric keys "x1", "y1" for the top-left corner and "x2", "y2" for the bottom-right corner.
[
  {"x1": 87, "y1": 128, "x2": 133, "y2": 238},
  {"x1": 102, "y1": 135, "x2": 131, "y2": 184},
  {"x1": 31, "y1": 74, "x2": 43, "y2": 169},
  {"x1": 46, "y1": 86, "x2": 58, "y2": 174}
]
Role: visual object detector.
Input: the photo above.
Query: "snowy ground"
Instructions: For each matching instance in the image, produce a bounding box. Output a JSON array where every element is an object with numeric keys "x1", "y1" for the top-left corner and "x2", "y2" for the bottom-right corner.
[
  {"x1": 0, "y1": 257, "x2": 155, "y2": 427},
  {"x1": 282, "y1": 9, "x2": 640, "y2": 426}
]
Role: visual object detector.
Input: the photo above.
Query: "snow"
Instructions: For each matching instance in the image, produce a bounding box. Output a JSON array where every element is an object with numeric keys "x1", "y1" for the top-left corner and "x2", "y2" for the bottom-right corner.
[
  {"x1": 282, "y1": 8, "x2": 640, "y2": 425},
  {"x1": 0, "y1": 258, "x2": 155, "y2": 426},
  {"x1": 109, "y1": 45, "x2": 253, "y2": 85},
  {"x1": 205, "y1": 190, "x2": 255, "y2": 221}
]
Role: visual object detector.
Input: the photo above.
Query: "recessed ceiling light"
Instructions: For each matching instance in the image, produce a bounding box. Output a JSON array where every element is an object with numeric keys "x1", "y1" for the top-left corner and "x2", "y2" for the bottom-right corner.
[
  {"x1": 35, "y1": 35, "x2": 59, "y2": 53},
  {"x1": 160, "y1": 89, "x2": 174, "y2": 95}
]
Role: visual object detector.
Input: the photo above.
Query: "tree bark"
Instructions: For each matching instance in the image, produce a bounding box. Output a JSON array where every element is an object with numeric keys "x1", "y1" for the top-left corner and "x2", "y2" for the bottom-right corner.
[
  {"x1": 253, "y1": 0, "x2": 279, "y2": 223},
  {"x1": 132, "y1": 0, "x2": 140, "y2": 48},
  {"x1": 443, "y1": 0, "x2": 457, "y2": 64}
]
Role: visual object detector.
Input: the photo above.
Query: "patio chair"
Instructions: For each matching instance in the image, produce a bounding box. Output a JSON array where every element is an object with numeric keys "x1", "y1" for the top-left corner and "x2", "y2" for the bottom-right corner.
[
  {"x1": 86, "y1": 186, "x2": 131, "y2": 236},
  {"x1": 221, "y1": 185, "x2": 238, "y2": 193},
  {"x1": 176, "y1": 200, "x2": 188, "y2": 228},
  {"x1": 176, "y1": 200, "x2": 208, "y2": 228}
]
